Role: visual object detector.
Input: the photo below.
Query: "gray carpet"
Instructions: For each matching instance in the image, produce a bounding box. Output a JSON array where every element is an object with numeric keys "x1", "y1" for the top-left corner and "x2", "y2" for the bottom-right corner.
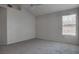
[{"x1": 0, "y1": 39, "x2": 79, "y2": 54}]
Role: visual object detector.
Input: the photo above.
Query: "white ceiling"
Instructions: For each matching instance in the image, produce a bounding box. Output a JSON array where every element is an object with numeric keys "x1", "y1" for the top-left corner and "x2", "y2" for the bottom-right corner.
[
  {"x1": 0, "y1": 4, "x2": 78, "y2": 16},
  {"x1": 22, "y1": 4, "x2": 79, "y2": 16}
]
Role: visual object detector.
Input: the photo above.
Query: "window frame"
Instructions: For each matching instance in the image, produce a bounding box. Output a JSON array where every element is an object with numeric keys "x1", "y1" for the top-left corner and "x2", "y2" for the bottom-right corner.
[{"x1": 62, "y1": 14, "x2": 76, "y2": 36}]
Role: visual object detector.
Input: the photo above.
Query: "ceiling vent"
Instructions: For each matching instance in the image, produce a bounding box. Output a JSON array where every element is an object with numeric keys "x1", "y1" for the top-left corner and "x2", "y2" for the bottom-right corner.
[
  {"x1": 7, "y1": 4, "x2": 21, "y2": 10},
  {"x1": 30, "y1": 4, "x2": 42, "y2": 7}
]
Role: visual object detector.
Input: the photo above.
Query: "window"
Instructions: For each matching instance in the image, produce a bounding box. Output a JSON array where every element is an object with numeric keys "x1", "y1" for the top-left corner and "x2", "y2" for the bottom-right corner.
[{"x1": 62, "y1": 14, "x2": 76, "y2": 36}]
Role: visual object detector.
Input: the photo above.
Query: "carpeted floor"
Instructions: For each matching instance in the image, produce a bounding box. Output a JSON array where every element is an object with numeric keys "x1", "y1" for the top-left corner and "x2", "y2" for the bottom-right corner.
[{"x1": 0, "y1": 39, "x2": 79, "y2": 54}]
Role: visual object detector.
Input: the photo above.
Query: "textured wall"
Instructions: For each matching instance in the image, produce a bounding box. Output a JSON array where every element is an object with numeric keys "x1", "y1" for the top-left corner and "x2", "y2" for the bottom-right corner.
[
  {"x1": 7, "y1": 7, "x2": 36, "y2": 44},
  {"x1": 36, "y1": 8, "x2": 79, "y2": 44},
  {"x1": 0, "y1": 7, "x2": 7, "y2": 45}
]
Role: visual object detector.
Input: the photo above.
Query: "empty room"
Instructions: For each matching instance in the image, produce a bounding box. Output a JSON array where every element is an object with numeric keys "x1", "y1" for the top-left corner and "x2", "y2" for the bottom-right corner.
[{"x1": 0, "y1": 4, "x2": 79, "y2": 54}]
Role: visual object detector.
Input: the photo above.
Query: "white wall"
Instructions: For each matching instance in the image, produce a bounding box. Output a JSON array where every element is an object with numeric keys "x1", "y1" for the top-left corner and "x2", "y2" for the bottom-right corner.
[
  {"x1": 36, "y1": 8, "x2": 79, "y2": 44},
  {"x1": 7, "y1": 7, "x2": 36, "y2": 44},
  {"x1": 0, "y1": 7, "x2": 7, "y2": 45},
  {"x1": 0, "y1": 5, "x2": 79, "y2": 45}
]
